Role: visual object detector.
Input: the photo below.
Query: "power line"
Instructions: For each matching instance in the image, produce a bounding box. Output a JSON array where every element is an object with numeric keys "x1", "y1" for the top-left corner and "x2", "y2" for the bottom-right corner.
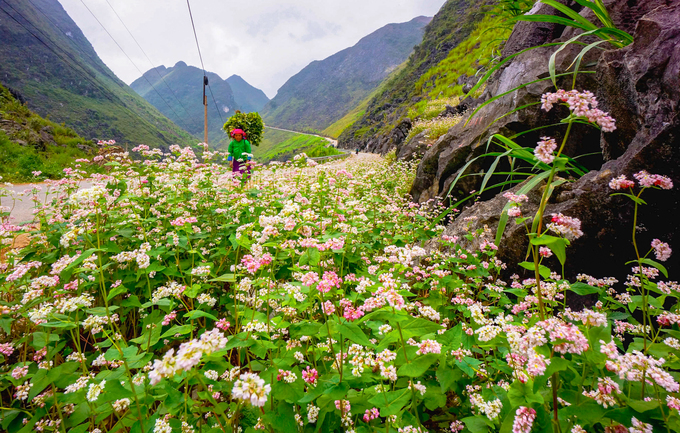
[
  {"x1": 24, "y1": 0, "x2": 127, "y2": 87},
  {"x1": 185, "y1": 0, "x2": 205, "y2": 72},
  {"x1": 102, "y1": 0, "x2": 196, "y2": 122},
  {"x1": 77, "y1": 0, "x2": 188, "y2": 125},
  {"x1": 185, "y1": 0, "x2": 224, "y2": 124},
  {"x1": 0, "y1": 2, "x2": 184, "y2": 144}
]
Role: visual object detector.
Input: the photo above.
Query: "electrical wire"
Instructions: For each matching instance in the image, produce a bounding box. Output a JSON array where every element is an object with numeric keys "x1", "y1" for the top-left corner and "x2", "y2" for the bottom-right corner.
[
  {"x1": 102, "y1": 0, "x2": 195, "y2": 121},
  {"x1": 185, "y1": 0, "x2": 224, "y2": 124},
  {"x1": 77, "y1": 0, "x2": 188, "y2": 125}
]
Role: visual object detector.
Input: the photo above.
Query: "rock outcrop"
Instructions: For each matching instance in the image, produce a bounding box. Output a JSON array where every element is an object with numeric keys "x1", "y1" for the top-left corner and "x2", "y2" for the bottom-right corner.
[{"x1": 415, "y1": 0, "x2": 680, "y2": 280}]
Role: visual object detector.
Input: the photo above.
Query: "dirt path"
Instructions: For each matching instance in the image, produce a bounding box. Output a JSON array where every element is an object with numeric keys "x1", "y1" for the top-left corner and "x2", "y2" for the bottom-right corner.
[{"x1": 1, "y1": 180, "x2": 93, "y2": 224}]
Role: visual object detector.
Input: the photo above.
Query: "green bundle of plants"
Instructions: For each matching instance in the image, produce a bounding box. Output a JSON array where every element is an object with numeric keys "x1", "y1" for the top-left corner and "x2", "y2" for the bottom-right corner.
[{"x1": 223, "y1": 111, "x2": 264, "y2": 146}]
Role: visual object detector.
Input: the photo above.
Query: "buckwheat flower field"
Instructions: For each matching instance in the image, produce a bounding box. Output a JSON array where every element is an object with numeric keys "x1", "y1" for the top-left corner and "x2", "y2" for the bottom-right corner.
[{"x1": 0, "y1": 145, "x2": 678, "y2": 433}]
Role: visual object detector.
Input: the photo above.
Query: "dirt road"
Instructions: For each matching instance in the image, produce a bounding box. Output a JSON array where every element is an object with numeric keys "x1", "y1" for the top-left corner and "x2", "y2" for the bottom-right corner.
[{"x1": 1, "y1": 181, "x2": 93, "y2": 224}]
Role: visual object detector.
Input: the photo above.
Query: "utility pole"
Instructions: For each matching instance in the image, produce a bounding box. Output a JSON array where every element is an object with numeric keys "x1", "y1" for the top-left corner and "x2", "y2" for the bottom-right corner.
[{"x1": 203, "y1": 75, "x2": 209, "y2": 145}]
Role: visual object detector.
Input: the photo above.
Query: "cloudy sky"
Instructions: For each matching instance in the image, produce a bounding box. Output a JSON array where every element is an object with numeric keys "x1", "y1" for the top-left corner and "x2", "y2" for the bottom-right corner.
[{"x1": 58, "y1": 0, "x2": 447, "y2": 98}]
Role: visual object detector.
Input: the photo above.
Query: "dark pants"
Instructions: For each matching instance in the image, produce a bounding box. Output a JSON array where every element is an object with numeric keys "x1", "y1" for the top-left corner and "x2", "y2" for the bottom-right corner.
[{"x1": 233, "y1": 160, "x2": 251, "y2": 180}]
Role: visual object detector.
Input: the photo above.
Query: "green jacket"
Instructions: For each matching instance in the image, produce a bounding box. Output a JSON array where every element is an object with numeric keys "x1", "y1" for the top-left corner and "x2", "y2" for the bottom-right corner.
[{"x1": 227, "y1": 139, "x2": 252, "y2": 162}]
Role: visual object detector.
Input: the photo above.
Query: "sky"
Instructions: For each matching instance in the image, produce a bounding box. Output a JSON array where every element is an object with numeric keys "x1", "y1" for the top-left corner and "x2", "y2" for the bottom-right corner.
[{"x1": 58, "y1": 0, "x2": 447, "y2": 98}]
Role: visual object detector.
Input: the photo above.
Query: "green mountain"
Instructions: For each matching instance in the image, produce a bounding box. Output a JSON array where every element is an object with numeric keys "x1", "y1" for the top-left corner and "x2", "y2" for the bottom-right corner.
[
  {"x1": 338, "y1": 0, "x2": 494, "y2": 149},
  {"x1": 226, "y1": 75, "x2": 270, "y2": 113},
  {"x1": 131, "y1": 62, "x2": 240, "y2": 146},
  {"x1": 0, "y1": 0, "x2": 195, "y2": 148},
  {"x1": 261, "y1": 16, "x2": 431, "y2": 135}
]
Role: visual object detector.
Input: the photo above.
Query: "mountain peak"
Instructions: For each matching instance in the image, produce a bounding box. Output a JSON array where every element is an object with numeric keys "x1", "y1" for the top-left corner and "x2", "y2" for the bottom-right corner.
[{"x1": 174, "y1": 61, "x2": 188, "y2": 68}]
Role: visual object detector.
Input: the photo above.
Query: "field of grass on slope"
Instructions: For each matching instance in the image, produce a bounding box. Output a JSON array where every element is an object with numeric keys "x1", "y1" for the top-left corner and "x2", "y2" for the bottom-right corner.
[{"x1": 252, "y1": 128, "x2": 342, "y2": 164}]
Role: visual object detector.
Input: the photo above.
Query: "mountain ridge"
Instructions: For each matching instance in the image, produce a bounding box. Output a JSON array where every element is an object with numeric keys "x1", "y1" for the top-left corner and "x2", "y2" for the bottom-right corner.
[
  {"x1": 226, "y1": 74, "x2": 270, "y2": 113},
  {"x1": 0, "y1": 0, "x2": 195, "y2": 147},
  {"x1": 131, "y1": 61, "x2": 239, "y2": 145},
  {"x1": 261, "y1": 16, "x2": 431, "y2": 134}
]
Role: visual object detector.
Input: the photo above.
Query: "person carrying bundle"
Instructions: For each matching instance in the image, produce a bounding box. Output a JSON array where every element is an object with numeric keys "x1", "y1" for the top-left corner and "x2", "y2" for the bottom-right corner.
[{"x1": 227, "y1": 128, "x2": 252, "y2": 180}]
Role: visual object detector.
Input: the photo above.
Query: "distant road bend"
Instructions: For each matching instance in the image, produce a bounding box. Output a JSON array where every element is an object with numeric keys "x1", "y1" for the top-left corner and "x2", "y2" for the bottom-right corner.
[{"x1": 265, "y1": 125, "x2": 338, "y2": 147}]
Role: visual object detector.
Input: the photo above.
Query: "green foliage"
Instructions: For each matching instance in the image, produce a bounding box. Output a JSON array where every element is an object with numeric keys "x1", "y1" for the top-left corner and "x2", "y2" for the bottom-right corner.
[
  {"x1": 0, "y1": 84, "x2": 98, "y2": 182},
  {"x1": 340, "y1": 1, "x2": 507, "y2": 145},
  {"x1": 255, "y1": 129, "x2": 341, "y2": 163},
  {"x1": 223, "y1": 111, "x2": 265, "y2": 147},
  {"x1": 516, "y1": 0, "x2": 633, "y2": 49},
  {"x1": 1, "y1": 149, "x2": 678, "y2": 433},
  {"x1": 415, "y1": 15, "x2": 511, "y2": 101}
]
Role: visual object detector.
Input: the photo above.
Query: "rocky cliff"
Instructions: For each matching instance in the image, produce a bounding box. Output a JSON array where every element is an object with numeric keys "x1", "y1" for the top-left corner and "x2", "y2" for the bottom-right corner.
[{"x1": 409, "y1": 0, "x2": 680, "y2": 281}]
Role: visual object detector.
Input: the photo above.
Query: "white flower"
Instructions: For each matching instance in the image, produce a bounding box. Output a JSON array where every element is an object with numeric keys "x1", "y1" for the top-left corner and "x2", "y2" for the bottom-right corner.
[
  {"x1": 86, "y1": 380, "x2": 106, "y2": 402},
  {"x1": 231, "y1": 372, "x2": 271, "y2": 407}
]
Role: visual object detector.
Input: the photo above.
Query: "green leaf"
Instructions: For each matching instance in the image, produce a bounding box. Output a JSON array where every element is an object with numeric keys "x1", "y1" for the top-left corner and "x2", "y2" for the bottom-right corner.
[
  {"x1": 569, "y1": 282, "x2": 602, "y2": 295},
  {"x1": 209, "y1": 273, "x2": 235, "y2": 283},
  {"x1": 610, "y1": 192, "x2": 647, "y2": 205},
  {"x1": 531, "y1": 234, "x2": 569, "y2": 266},
  {"x1": 518, "y1": 261, "x2": 551, "y2": 279},
  {"x1": 160, "y1": 324, "x2": 193, "y2": 339},
  {"x1": 369, "y1": 389, "x2": 412, "y2": 417},
  {"x1": 462, "y1": 416, "x2": 492, "y2": 433},
  {"x1": 183, "y1": 310, "x2": 218, "y2": 321},
  {"x1": 333, "y1": 320, "x2": 372, "y2": 347},
  {"x1": 397, "y1": 354, "x2": 439, "y2": 377},
  {"x1": 106, "y1": 284, "x2": 128, "y2": 301},
  {"x1": 308, "y1": 248, "x2": 321, "y2": 266},
  {"x1": 508, "y1": 379, "x2": 544, "y2": 407},
  {"x1": 638, "y1": 258, "x2": 668, "y2": 278}
]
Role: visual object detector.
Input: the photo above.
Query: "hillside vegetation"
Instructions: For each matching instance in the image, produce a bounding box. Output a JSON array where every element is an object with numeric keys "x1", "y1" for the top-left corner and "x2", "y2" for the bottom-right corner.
[
  {"x1": 0, "y1": 84, "x2": 95, "y2": 182},
  {"x1": 338, "y1": 0, "x2": 501, "y2": 147},
  {"x1": 0, "y1": 0, "x2": 195, "y2": 148},
  {"x1": 262, "y1": 17, "x2": 430, "y2": 133},
  {"x1": 251, "y1": 128, "x2": 342, "y2": 164}
]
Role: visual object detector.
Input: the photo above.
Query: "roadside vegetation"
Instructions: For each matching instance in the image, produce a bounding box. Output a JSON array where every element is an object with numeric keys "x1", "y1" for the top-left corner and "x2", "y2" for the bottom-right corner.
[{"x1": 0, "y1": 84, "x2": 95, "y2": 183}]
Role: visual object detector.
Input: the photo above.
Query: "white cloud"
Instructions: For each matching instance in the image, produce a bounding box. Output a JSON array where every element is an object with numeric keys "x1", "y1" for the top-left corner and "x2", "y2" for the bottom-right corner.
[{"x1": 58, "y1": 0, "x2": 446, "y2": 98}]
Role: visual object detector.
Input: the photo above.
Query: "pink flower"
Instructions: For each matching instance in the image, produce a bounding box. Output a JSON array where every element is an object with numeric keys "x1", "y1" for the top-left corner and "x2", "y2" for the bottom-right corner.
[
  {"x1": 512, "y1": 407, "x2": 536, "y2": 433},
  {"x1": 302, "y1": 367, "x2": 318, "y2": 385},
  {"x1": 363, "y1": 407, "x2": 380, "y2": 422},
  {"x1": 508, "y1": 207, "x2": 522, "y2": 217},
  {"x1": 547, "y1": 213, "x2": 583, "y2": 239},
  {"x1": 535, "y1": 136, "x2": 557, "y2": 164},
  {"x1": 634, "y1": 171, "x2": 673, "y2": 189},
  {"x1": 651, "y1": 239, "x2": 671, "y2": 261},
  {"x1": 300, "y1": 272, "x2": 320, "y2": 287},
  {"x1": 11, "y1": 365, "x2": 28, "y2": 379},
  {"x1": 216, "y1": 318, "x2": 230, "y2": 331},
  {"x1": 162, "y1": 311, "x2": 176, "y2": 326},
  {"x1": 317, "y1": 271, "x2": 342, "y2": 293},
  {"x1": 416, "y1": 339, "x2": 442, "y2": 355},
  {"x1": 609, "y1": 175, "x2": 635, "y2": 190},
  {"x1": 322, "y1": 301, "x2": 336, "y2": 315},
  {"x1": 541, "y1": 89, "x2": 616, "y2": 131},
  {"x1": 0, "y1": 342, "x2": 14, "y2": 356},
  {"x1": 539, "y1": 247, "x2": 552, "y2": 258},
  {"x1": 334, "y1": 399, "x2": 351, "y2": 416},
  {"x1": 343, "y1": 306, "x2": 364, "y2": 321}
]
